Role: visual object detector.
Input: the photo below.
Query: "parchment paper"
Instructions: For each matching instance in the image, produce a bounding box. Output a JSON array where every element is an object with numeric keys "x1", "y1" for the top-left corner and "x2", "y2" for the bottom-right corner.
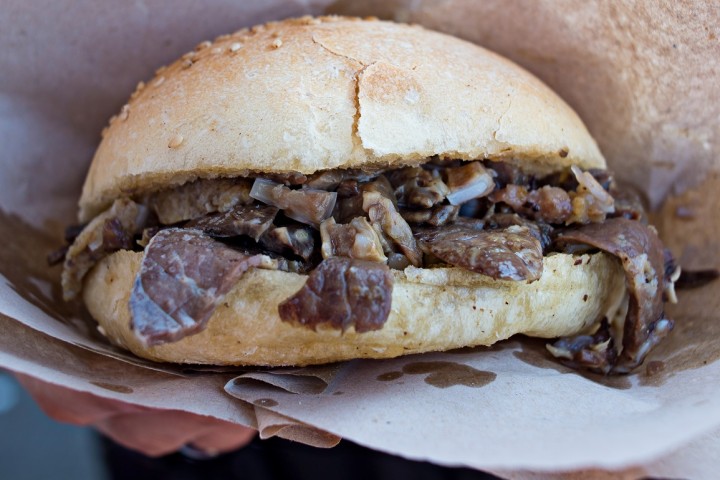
[{"x1": 1, "y1": 0, "x2": 718, "y2": 477}]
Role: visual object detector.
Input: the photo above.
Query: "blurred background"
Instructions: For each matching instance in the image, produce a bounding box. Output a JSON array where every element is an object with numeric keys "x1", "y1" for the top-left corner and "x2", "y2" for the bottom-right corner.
[
  {"x1": 0, "y1": 370, "x2": 108, "y2": 479},
  {"x1": 0, "y1": 370, "x2": 500, "y2": 480}
]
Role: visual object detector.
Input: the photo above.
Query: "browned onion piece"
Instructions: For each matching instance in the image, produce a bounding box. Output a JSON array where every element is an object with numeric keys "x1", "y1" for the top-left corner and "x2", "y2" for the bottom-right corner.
[
  {"x1": 250, "y1": 178, "x2": 337, "y2": 227},
  {"x1": 130, "y1": 229, "x2": 263, "y2": 346},
  {"x1": 445, "y1": 161, "x2": 495, "y2": 205},
  {"x1": 278, "y1": 257, "x2": 393, "y2": 333}
]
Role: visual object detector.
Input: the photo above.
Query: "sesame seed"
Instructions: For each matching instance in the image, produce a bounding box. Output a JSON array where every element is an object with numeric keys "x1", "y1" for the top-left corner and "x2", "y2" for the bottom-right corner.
[
  {"x1": 136, "y1": 81, "x2": 145, "y2": 91},
  {"x1": 195, "y1": 40, "x2": 211, "y2": 50},
  {"x1": 181, "y1": 59, "x2": 193, "y2": 69},
  {"x1": 182, "y1": 51, "x2": 196, "y2": 60},
  {"x1": 118, "y1": 104, "x2": 130, "y2": 121},
  {"x1": 168, "y1": 134, "x2": 184, "y2": 148},
  {"x1": 272, "y1": 38, "x2": 283, "y2": 48},
  {"x1": 210, "y1": 47, "x2": 222, "y2": 55},
  {"x1": 229, "y1": 42, "x2": 242, "y2": 52},
  {"x1": 153, "y1": 76, "x2": 165, "y2": 87}
]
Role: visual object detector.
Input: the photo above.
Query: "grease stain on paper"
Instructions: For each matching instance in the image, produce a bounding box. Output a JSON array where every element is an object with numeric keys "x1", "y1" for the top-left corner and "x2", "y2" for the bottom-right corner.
[
  {"x1": 401, "y1": 361, "x2": 496, "y2": 389},
  {"x1": 376, "y1": 371, "x2": 403, "y2": 381}
]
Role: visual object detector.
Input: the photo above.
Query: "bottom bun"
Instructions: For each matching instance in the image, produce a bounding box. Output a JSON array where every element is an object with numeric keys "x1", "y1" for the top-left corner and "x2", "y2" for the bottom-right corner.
[{"x1": 84, "y1": 250, "x2": 626, "y2": 366}]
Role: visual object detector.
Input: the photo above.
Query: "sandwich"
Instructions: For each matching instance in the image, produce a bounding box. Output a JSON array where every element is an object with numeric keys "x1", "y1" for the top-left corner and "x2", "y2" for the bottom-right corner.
[{"x1": 53, "y1": 16, "x2": 678, "y2": 373}]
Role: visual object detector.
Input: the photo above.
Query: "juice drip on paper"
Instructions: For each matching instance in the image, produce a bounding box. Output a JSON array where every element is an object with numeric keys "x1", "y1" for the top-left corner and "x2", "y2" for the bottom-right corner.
[
  {"x1": 376, "y1": 371, "x2": 403, "y2": 381},
  {"x1": 401, "y1": 361, "x2": 496, "y2": 389}
]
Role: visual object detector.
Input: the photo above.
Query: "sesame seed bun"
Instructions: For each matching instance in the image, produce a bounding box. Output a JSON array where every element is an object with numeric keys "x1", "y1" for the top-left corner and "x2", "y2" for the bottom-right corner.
[
  {"x1": 76, "y1": 16, "x2": 620, "y2": 366},
  {"x1": 78, "y1": 16, "x2": 605, "y2": 222}
]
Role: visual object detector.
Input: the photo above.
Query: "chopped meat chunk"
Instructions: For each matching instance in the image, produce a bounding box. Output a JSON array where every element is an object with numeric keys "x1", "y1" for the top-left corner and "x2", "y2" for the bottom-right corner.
[
  {"x1": 278, "y1": 257, "x2": 393, "y2": 333},
  {"x1": 185, "y1": 204, "x2": 278, "y2": 241},
  {"x1": 567, "y1": 165, "x2": 615, "y2": 224},
  {"x1": 401, "y1": 203, "x2": 460, "y2": 226},
  {"x1": 362, "y1": 177, "x2": 422, "y2": 266},
  {"x1": 62, "y1": 198, "x2": 148, "y2": 300},
  {"x1": 250, "y1": 178, "x2": 337, "y2": 227},
  {"x1": 490, "y1": 185, "x2": 572, "y2": 224},
  {"x1": 388, "y1": 167, "x2": 449, "y2": 209},
  {"x1": 320, "y1": 217, "x2": 387, "y2": 263},
  {"x1": 148, "y1": 178, "x2": 252, "y2": 224},
  {"x1": 260, "y1": 224, "x2": 315, "y2": 261}
]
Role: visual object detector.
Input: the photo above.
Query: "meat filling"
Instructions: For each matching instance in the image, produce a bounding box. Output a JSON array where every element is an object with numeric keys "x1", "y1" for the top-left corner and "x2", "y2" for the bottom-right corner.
[
  {"x1": 551, "y1": 218, "x2": 674, "y2": 373},
  {"x1": 58, "y1": 158, "x2": 677, "y2": 372}
]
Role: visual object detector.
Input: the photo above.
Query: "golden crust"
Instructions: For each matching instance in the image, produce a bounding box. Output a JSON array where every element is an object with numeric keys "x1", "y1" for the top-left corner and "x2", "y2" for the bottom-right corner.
[
  {"x1": 79, "y1": 16, "x2": 605, "y2": 222},
  {"x1": 83, "y1": 250, "x2": 626, "y2": 366}
]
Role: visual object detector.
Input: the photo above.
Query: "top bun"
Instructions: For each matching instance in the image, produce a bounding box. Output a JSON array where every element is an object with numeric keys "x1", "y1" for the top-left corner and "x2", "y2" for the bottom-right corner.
[{"x1": 79, "y1": 16, "x2": 605, "y2": 222}]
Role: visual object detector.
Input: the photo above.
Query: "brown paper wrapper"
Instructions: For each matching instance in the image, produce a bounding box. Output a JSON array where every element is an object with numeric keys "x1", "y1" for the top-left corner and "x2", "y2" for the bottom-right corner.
[{"x1": 2, "y1": 0, "x2": 719, "y2": 477}]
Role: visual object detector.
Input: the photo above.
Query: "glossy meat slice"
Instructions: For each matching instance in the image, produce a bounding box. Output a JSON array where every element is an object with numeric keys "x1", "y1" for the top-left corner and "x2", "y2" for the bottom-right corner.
[
  {"x1": 552, "y1": 218, "x2": 674, "y2": 373},
  {"x1": 130, "y1": 229, "x2": 263, "y2": 346},
  {"x1": 278, "y1": 257, "x2": 394, "y2": 333},
  {"x1": 415, "y1": 223, "x2": 543, "y2": 281}
]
